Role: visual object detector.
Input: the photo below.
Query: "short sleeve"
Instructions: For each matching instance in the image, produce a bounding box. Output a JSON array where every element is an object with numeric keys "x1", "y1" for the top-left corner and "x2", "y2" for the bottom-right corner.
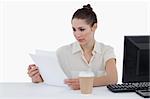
[{"x1": 103, "y1": 46, "x2": 116, "y2": 66}]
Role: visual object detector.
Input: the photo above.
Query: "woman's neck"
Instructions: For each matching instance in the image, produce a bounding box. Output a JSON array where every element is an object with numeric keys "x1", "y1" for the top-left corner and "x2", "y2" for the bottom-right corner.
[{"x1": 80, "y1": 39, "x2": 95, "y2": 53}]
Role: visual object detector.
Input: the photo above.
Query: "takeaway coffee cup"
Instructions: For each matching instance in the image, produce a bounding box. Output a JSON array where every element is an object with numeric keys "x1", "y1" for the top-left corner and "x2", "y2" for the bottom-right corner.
[{"x1": 79, "y1": 71, "x2": 94, "y2": 94}]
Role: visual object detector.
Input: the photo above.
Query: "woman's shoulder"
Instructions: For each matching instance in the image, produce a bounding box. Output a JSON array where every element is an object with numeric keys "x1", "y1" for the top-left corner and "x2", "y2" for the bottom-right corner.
[
  {"x1": 56, "y1": 42, "x2": 75, "y2": 54},
  {"x1": 96, "y1": 41, "x2": 114, "y2": 52}
]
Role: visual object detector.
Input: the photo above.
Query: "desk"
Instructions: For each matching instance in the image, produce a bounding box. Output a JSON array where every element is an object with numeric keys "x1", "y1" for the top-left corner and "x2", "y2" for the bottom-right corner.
[{"x1": 0, "y1": 83, "x2": 143, "y2": 99}]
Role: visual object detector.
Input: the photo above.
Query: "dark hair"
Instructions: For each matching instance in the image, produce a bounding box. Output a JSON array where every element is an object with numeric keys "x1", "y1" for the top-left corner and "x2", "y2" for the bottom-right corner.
[{"x1": 72, "y1": 4, "x2": 97, "y2": 27}]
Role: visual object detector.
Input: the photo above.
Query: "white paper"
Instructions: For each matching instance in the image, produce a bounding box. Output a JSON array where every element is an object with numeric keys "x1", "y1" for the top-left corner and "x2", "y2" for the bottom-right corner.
[
  {"x1": 35, "y1": 49, "x2": 52, "y2": 56},
  {"x1": 29, "y1": 50, "x2": 67, "y2": 87}
]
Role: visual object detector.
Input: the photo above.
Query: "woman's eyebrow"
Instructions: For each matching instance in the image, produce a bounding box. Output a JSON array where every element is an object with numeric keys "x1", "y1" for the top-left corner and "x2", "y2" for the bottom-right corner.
[
  {"x1": 78, "y1": 27, "x2": 84, "y2": 29},
  {"x1": 72, "y1": 26, "x2": 85, "y2": 29}
]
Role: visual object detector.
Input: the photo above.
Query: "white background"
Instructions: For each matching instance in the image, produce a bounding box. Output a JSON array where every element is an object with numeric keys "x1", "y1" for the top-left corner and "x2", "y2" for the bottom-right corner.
[{"x1": 0, "y1": 0, "x2": 149, "y2": 83}]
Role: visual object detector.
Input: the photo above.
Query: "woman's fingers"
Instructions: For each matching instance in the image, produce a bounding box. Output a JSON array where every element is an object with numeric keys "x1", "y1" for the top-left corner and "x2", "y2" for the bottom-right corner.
[
  {"x1": 64, "y1": 78, "x2": 79, "y2": 84},
  {"x1": 27, "y1": 64, "x2": 43, "y2": 83},
  {"x1": 28, "y1": 69, "x2": 39, "y2": 77},
  {"x1": 64, "y1": 78, "x2": 80, "y2": 90},
  {"x1": 69, "y1": 84, "x2": 80, "y2": 90},
  {"x1": 33, "y1": 72, "x2": 40, "y2": 77},
  {"x1": 28, "y1": 66, "x2": 38, "y2": 74},
  {"x1": 28, "y1": 64, "x2": 36, "y2": 70}
]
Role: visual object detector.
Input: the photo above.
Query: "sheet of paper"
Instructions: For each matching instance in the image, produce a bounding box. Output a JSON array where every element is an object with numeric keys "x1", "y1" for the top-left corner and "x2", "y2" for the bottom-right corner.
[
  {"x1": 35, "y1": 49, "x2": 53, "y2": 56},
  {"x1": 29, "y1": 51, "x2": 67, "y2": 87}
]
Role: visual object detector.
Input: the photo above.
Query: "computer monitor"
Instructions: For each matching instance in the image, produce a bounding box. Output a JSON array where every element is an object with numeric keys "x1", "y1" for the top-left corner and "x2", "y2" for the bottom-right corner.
[{"x1": 122, "y1": 36, "x2": 150, "y2": 83}]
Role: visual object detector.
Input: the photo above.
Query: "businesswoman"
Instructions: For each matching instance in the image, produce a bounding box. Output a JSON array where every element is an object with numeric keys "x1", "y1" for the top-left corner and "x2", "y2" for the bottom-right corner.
[{"x1": 27, "y1": 4, "x2": 118, "y2": 90}]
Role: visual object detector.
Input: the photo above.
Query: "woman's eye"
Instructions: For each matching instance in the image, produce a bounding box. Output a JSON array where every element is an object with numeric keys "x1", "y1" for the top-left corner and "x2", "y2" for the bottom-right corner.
[
  {"x1": 80, "y1": 29, "x2": 85, "y2": 32},
  {"x1": 72, "y1": 28, "x2": 76, "y2": 32}
]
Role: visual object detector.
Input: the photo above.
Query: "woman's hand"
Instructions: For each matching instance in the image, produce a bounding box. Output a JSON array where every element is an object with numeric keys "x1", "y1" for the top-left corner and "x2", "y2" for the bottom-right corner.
[
  {"x1": 64, "y1": 78, "x2": 80, "y2": 90},
  {"x1": 27, "y1": 64, "x2": 43, "y2": 83}
]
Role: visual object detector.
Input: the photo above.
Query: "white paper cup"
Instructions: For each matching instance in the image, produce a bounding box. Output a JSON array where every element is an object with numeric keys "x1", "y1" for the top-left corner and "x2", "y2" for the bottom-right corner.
[{"x1": 79, "y1": 71, "x2": 94, "y2": 94}]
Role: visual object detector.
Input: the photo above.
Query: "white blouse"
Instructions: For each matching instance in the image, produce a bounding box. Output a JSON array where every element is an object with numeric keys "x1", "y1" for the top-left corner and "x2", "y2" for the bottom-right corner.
[{"x1": 56, "y1": 41, "x2": 116, "y2": 78}]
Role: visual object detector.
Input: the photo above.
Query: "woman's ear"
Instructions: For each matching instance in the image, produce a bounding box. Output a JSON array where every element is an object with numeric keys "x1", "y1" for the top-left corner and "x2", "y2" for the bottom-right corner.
[{"x1": 92, "y1": 23, "x2": 97, "y2": 32}]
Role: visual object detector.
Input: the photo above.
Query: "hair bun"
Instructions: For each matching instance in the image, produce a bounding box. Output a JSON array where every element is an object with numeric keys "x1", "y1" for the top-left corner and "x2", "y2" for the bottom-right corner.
[{"x1": 83, "y1": 4, "x2": 93, "y2": 11}]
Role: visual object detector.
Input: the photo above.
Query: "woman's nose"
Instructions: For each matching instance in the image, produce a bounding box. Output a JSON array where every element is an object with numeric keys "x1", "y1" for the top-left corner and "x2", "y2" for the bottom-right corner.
[{"x1": 74, "y1": 31, "x2": 81, "y2": 38}]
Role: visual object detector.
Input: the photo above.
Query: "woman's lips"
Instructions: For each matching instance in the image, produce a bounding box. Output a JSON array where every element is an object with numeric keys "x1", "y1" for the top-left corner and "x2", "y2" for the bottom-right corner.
[{"x1": 78, "y1": 39, "x2": 85, "y2": 42}]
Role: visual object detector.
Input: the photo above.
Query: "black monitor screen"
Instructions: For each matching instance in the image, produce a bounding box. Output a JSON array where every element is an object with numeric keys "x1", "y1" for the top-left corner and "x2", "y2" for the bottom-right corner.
[{"x1": 122, "y1": 36, "x2": 150, "y2": 83}]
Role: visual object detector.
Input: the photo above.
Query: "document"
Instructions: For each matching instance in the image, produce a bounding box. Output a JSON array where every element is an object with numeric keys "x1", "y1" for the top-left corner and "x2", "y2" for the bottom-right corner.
[{"x1": 29, "y1": 50, "x2": 67, "y2": 87}]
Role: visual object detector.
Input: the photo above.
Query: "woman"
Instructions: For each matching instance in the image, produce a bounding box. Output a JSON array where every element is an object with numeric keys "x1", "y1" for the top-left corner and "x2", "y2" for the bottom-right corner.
[{"x1": 27, "y1": 4, "x2": 118, "y2": 90}]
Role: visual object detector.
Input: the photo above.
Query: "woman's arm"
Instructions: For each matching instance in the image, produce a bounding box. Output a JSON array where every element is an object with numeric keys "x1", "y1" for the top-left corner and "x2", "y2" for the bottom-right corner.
[
  {"x1": 64, "y1": 58, "x2": 118, "y2": 90},
  {"x1": 93, "y1": 58, "x2": 118, "y2": 86}
]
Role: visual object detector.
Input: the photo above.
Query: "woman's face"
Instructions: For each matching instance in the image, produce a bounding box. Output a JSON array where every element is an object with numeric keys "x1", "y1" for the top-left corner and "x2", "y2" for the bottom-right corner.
[{"x1": 71, "y1": 18, "x2": 97, "y2": 45}]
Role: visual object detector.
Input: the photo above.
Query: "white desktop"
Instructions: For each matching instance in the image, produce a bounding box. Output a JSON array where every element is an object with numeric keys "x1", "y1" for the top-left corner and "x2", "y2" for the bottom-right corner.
[{"x1": 0, "y1": 82, "x2": 143, "y2": 99}]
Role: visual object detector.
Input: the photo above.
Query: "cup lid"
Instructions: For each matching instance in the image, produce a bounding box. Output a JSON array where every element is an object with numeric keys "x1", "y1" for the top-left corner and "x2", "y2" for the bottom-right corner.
[{"x1": 79, "y1": 71, "x2": 95, "y2": 77}]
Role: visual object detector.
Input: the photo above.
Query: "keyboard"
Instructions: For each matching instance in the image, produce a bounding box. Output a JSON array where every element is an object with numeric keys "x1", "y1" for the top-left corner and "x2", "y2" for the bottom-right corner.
[
  {"x1": 136, "y1": 89, "x2": 150, "y2": 98},
  {"x1": 107, "y1": 82, "x2": 150, "y2": 92}
]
